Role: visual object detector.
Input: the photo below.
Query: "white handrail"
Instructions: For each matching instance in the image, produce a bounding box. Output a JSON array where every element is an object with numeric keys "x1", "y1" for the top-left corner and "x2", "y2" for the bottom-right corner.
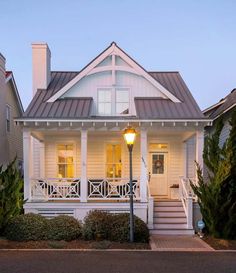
[
  {"x1": 147, "y1": 181, "x2": 154, "y2": 229},
  {"x1": 179, "y1": 176, "x2": 193, "y2": 229}
]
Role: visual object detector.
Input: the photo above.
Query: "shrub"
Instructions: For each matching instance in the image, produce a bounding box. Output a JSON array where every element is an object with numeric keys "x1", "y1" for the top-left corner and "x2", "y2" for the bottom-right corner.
[
  {"x1": 191, "y1": 111, "x2": 236, "y2": 239},
  {"x1": 110, "y1": 213, "x2": 149, "y2": 243},
  {"x1": 82, "y1": 210, "x2": 149, "y2": 243},
  {"x1": 82, "y1": 210, "x2": 112, "y2": 240},
  {"x1": 47, "y1": 215, "x2": 82, "y2": 241},
  {"x1": 5, "y1": 213, "x2": 48, "y2": 241},
  {"x1": 0, "y1": 159, "x2": 24, "y2": 233}
]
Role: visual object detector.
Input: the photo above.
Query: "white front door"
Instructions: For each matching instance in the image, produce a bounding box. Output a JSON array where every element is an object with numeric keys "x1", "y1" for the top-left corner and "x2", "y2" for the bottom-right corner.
[{"x1": 149, "y1": 152, "x2": 168, "y2": 196}]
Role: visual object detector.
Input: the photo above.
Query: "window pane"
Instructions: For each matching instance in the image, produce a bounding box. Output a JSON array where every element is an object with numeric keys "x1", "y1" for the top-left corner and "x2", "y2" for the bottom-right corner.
[
  {"x1": 116, "y1": 103, "x2": 129, "y2": 114},
  {"x1": 116, "y1": 89, "x2": 129, "y2": 102},
  {"x1": 152, "y1": 154, "x2": 164, "y2": 174},
  {"x1": 98, "y1": 89, "x2": 111, "y2": 103},
  {"x1": 58, "y1": 164, "x2": 66, "y2": 178},
  {"x1": 66, "y1": 164, "x2": 74, "y2": 178},
  {"x1": 114, "y1": 145, "x2": 121, "y2": 163}
]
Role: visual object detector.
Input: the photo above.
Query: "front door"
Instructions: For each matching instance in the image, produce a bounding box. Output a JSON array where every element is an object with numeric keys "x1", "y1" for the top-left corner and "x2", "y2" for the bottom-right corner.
[{"x1": 149, "y1": 152, "x2": 168, "y2": 196}]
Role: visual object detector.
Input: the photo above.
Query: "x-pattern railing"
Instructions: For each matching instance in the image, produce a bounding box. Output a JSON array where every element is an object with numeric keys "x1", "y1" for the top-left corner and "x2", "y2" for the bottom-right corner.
[{"x1": 88, "y1": 178, "x2": 140, "y2": 200}]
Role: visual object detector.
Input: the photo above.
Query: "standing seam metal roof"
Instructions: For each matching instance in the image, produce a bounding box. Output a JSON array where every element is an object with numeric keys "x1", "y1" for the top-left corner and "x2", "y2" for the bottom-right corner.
[{"x1": 23, "y1": 71, "x2": 204, "y2": 119}]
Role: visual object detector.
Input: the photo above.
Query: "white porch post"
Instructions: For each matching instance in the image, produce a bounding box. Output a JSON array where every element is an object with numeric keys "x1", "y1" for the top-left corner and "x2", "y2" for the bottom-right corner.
[
  {"x1": 140, "y1": 129, "x2": 148, "y2": 202},
  {"x1": 183, "y1": 141, "x2": 187, "y2": 178},
  {"x1": 195, "y1": 130, "x2": 204, "y2": 172},
  {"x1": 23, "y1": 129, "x2": 32, "y2": 201},
  {"x1": 80, "y1": 129, "x2": 88, "y2": 202},
  {"x1": 39, "y1": 141, "x2": 45, "y2": 178}
]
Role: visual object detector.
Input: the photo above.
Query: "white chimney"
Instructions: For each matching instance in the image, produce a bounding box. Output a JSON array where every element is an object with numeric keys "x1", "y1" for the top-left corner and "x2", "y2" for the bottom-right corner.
[{"x1": 32, "y1": 43, "x2": 51, "y2": 96}]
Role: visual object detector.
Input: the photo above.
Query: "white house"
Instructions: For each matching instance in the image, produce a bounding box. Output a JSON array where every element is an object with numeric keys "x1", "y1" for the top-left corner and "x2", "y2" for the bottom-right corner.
[{"x1": 16, "y1": 42, "x2": 211, "y2": 235}]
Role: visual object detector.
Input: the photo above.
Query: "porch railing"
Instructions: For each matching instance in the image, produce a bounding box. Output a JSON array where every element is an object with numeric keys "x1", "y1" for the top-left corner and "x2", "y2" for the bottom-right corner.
[
  {"x1": 30, "y1": 178, "x2": 140, "y2": 201},
  {"x1": 87, "y1": 178, "x2": 140, "y2": 200},
  {"x1": 179, "y1": 176, "x2": 193, "y2": 229},
  {"x1": 31, "y1": 178, "x2": 81, "y2": 200}
]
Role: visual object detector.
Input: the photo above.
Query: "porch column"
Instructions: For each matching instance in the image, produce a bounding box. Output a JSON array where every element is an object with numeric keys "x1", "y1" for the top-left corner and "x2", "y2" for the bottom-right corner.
[
  {"x1": 23, "y1": 129, "x2": 32, "y2": 201},
  {"x1": 140, "y1": 129, "x2": 148, "y2": 202},
  {"x1": 195, "y1": 130, "x2": 204, "y2": 176},
  {"x1": 39, "y1": 141, "x2": 45, "y2": 178},
  {"x1": 80, "y1": 129, "x2": 88, "y2": 202},
  {"x1": 183, "y1": 141, "x2": 187, "y2": 178}
]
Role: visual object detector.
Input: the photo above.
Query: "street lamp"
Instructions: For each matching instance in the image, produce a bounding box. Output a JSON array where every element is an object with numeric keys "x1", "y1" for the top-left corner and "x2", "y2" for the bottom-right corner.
[{"x1": 123, "y1": 126, "x2": 136, "y2": 242}]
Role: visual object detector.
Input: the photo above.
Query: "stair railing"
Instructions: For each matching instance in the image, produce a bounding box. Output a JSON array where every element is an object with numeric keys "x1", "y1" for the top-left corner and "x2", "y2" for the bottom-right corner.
[{"x1": 179, "y1": 176, "x2": 193, "y2": 229}]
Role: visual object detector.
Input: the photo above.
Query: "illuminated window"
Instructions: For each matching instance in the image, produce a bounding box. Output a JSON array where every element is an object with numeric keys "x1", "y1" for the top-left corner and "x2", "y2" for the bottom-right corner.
[
  {"x1": 116, "y1": 88, "x2": 129, "y2": 114},
  {"x1": 98, "y1": 89, "x2": 112, "y2": 115},
  {"x1": 57, "y1": 144, "x2": 74, "y2": 178},
  {"x1": 106, "y1": 144, "x2": 122, "y2": 178}
]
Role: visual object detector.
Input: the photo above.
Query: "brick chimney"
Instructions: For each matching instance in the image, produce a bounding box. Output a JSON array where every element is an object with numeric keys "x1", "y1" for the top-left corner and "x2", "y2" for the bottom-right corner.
[{"x1": 32, "y1": 43, "x2": 51, "y2": 96}]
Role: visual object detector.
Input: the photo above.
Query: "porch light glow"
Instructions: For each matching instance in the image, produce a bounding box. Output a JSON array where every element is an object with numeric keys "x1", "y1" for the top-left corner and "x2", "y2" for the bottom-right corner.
[{"x1": 123, "y1": 127, "x2": 136, "y2": 146}]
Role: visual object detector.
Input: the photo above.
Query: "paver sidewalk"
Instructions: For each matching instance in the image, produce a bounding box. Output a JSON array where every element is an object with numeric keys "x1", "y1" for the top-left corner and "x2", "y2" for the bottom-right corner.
[{"x1": 150, "y1": 235, "x2": 214, "y2": 251}]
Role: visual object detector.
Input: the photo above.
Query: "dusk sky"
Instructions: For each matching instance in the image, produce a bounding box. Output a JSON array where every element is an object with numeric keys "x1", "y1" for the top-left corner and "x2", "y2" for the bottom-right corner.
[{"x1": 1, "y1": 0, "x2": 236, "y2": 110}]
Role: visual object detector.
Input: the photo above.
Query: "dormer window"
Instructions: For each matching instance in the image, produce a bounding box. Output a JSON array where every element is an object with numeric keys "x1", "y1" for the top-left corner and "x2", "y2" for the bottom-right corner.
[
  {"x1": 97, "y1": 87, "x2": 130, "y2": 115},
  {"x1": 98, "y1": 89, "x2": 112, "y2": 115}
]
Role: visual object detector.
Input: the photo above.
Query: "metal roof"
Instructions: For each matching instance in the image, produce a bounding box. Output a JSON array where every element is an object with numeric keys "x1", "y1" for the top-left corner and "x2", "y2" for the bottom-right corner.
[
  {"x1": 23, "y1": 71, "x2": 204, "y2": 120},
  {"x1": 203, "y1": 89, "x2": 236, "y2": 119},
  {"x1": 135, "y1": 72, "x2": 204, "y2": 119},
  {"x1": 23, "y1": 71, "x2": 92, "y2": 119}
]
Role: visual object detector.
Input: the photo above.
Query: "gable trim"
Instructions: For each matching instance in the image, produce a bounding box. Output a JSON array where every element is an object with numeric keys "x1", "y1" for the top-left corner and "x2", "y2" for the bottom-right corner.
[{"x1": 47, "y1": 42, "x2": 181, "y2": 103}]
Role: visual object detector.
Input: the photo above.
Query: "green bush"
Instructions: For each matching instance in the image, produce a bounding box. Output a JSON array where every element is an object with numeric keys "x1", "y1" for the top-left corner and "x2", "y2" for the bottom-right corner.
[
  {"x1": 47, "y1": 215, "x2": 82, "y2": 241},
  {"x1": 110, "y1": 213, "x2": 149, "y2": 243},
  {"x1": 5, "y1": 213, "x2": 48, "y2": 241},
  {"x1": 0, "y1": 159, "x2": 24, "y2": 233},
  {"x1": 82, "y1": 210, "x2": 112, "y2": 240},
  {"x1": 82, "y1": 210, "x2": 149, "y2": 243}
]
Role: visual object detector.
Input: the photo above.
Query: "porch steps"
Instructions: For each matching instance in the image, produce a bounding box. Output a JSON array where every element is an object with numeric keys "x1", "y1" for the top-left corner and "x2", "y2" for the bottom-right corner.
[{"x1": 149, "y1": 200, "x2": 194, "y2": 235}]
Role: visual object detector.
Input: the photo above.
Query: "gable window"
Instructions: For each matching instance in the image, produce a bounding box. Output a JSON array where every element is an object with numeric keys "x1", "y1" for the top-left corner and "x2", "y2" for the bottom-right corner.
[
  {"x1": 116, "y1": 88, "x2": 129, "y2": 114},
  {"x1": 106, "y1": 144, "x2": 122, "y2": 178},
  {"x1": 57, "y1": 144, "x2": 74, "y2": 178},
  {"x1": 6, "y1": 105, "x2": 10, "y2": 132},
  {"x1": 98, "y1": 89, "x2": 112, "y2": 115}
]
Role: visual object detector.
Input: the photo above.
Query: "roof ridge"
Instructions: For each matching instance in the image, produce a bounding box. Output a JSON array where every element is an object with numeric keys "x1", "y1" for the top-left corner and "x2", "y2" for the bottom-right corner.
[{"x1": 148, "y1": 71, "x2": 179, "y2": 73}]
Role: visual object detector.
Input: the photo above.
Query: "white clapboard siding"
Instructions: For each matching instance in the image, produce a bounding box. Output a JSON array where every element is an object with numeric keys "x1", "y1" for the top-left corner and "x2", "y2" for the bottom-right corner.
[{"x1": 32, "y1": 138, "x2": 40, "y2": 178}]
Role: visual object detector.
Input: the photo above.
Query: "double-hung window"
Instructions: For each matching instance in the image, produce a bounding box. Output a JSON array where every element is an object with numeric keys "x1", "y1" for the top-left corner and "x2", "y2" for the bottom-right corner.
[
  {"x1": 6, "y1": 105, "x2": 10, "y2": 132},
  {"x1": 57, "y1": 144, "x2": 74, "y2": 178},
  {"x1": 98, "y1": 89, "x2": 112, "y2": 115},
  {"x1": 106, "y1": 144, "x2": 122, "y2": 178}
]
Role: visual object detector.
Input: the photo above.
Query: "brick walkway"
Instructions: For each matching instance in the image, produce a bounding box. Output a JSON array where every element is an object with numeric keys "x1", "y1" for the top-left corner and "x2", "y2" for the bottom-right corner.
[{"x1": 150, "y1": 235, "x2": 214, "y2": 251}]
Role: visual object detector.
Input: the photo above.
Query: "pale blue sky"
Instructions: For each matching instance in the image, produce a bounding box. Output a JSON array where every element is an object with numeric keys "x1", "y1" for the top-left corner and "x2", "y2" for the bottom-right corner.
[{"x1": 1, "y1": 0, "x2": 236, "y2": 110}]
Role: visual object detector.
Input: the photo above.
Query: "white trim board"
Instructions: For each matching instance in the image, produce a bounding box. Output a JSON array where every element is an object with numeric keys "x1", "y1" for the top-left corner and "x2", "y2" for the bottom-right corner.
[{"x1": 47, "y1": 42, "x2": 181, "y2": 103}]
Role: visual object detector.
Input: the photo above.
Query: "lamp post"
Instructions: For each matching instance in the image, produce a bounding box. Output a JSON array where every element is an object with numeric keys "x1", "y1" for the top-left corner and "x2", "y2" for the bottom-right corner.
[{"x1": 123, "y1": 126, "x2": 136, "y2": 242}]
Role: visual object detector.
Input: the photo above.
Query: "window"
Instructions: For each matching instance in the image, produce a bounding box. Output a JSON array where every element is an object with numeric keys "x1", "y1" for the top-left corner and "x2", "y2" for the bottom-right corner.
[
  {"x1": 116, "y1": 88, "x2": 129, "y2": 114},
  {"x1": 106, "y1": 144, "x2": 122, "y2": 178},
  {"x1": 152, "y1": 154, "x2": 164, "y2": 174},
  {"x1": 97, "y1": 87, "x2": 130, "y2": 115},
  {"x1": 6, "y1": 105, "x2": 10, "y2": 132},
  {"x1": 98, "y1": 89, "x2": 112, "y2": 115},
  {"x1": 57, "y1": 144, "x2": 74, "y2": 178}
]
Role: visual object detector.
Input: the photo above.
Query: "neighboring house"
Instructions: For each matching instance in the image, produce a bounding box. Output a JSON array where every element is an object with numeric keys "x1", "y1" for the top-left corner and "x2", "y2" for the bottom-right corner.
[
  {"x1": 0, "y1": 53, "x2": 24, "y2": 169},
  {"x1": 16, "y1": 42, "x2": 211, "y2": 235},
  {"x1": 203, "y1": 89, "x2": 236, "y2": 146}
]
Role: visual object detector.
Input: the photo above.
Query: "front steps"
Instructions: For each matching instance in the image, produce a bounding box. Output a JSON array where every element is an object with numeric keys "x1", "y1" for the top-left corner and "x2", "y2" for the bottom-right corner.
[{"x1": 150, "y1": 200, "x2": 194, "y2": 235}]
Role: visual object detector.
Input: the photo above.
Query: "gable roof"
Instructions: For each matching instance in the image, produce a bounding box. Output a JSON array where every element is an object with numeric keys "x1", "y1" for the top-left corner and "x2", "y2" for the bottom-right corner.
[
  {"x1": 203, "y1": 89, "x2": 236, "y2": 120},
  {"x1": 47, "y1": 42, "x2": 181, "y2": 103},
  {"x1": 22, "y1": 71, "x2": 204, "y2": 120},
  {"x1": 5, "y1": 71, "x2": 24, "y2": 114}
]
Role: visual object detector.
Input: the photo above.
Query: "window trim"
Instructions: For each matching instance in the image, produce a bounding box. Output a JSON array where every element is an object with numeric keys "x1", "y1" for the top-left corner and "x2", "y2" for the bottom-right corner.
[{"x1": 6, "y1": 104, "x2": 11, "y2": 133}]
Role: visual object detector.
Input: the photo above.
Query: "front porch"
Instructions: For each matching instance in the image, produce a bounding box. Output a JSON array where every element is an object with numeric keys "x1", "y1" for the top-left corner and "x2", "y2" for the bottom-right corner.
[{"x1": 22, "y1": 120, "x2": 204, "y2": 228}]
